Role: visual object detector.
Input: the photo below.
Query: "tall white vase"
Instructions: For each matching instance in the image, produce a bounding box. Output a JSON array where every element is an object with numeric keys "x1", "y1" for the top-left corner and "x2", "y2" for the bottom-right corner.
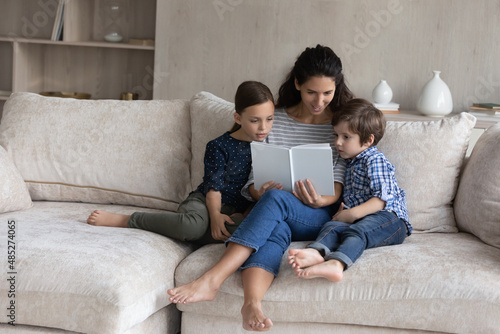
[
  {"x1": 417, "y1": 70, "x2": 453, "y2": 116},
  {"x1": 372, "y1": 80, "x2": 393, "y2": 104}
]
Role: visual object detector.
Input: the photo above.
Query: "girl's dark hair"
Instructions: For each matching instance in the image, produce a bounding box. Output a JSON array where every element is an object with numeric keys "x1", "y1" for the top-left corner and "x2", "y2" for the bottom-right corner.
[
  {"x1": 331, "y1": 98, "x2": 386, "y2": 146},
  {"x1": 276, "y1": 44, "x2": 354, "y2": 111},
  {"x1": 230, "y1": 81, "x2": 274, "y2": 133}
]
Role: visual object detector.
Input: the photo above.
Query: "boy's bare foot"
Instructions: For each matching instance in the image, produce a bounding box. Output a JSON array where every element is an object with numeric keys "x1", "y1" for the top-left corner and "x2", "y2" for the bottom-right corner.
[
  {"x1": 296, "y1": 259, "x2": 345, "y2": 282},
  {"x1": 86, "y1": 210, "x2": 130, "y2": 227},
  {"x1": 167, "y1": 274, "x2": 220, "y2": 304},
  {"x1": 288, "y1": 248, "x2": 325, "y2": 270},
  {"x1": 241, "y1": 302, "x2": 273, "y2": 331}
]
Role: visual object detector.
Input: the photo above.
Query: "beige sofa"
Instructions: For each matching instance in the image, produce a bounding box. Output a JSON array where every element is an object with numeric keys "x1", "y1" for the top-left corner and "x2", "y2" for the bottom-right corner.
[{"x1": 0, "y1": 92, "x2": 499, "y2": 334}]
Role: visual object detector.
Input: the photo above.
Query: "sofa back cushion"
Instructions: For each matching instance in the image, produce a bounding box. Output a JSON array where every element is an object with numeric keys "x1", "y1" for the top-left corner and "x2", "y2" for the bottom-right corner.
[
  {"x1": 0, "y1": 145, "x2": 32, "y2": 213},
  {"x1": 189, "y1": 92, "x2": 235, "y2": 190},
  {"x1": 0, "y1": 92, "x2": 192, "y2": 211},
  {"x1": 378, "y1": 113, "x2": 476, "y2": 232},
  {"x1": 455, "y1": 123, "x2": 500, "y2": 248}
]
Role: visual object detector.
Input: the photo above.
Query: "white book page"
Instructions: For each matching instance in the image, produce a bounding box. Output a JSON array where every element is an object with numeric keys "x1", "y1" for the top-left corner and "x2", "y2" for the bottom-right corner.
[
  {"x1": 290, "y1": 143, "x2": 335, "y2": 196},
  {"x1": 251, "y1": 142, "x2": 293, "y2": 192}
]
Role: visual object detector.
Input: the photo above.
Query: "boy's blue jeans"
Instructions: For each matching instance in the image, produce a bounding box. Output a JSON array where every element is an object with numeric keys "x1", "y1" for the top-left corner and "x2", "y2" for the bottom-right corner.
[
  {"x1": 308, "y1": 210, "x2": 407, "y2": 269},
  {"x1": 227, "y1": 189, "x2": 336, "y2": 276}
]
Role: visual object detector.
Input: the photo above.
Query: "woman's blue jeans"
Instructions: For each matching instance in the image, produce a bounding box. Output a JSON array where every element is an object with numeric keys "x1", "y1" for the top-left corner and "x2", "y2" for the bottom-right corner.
[
  {"x1": 308, "y1": 210, "x2": 407, "y2": 269},
  {"x1": 227, "y1": 189, "x2": 337, "y2": 276}
]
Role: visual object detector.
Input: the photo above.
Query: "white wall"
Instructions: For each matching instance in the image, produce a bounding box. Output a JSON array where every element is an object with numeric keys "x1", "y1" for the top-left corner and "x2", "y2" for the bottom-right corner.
[{"x1": 154, "y1": 0, "x2": 500, "y2": 112}]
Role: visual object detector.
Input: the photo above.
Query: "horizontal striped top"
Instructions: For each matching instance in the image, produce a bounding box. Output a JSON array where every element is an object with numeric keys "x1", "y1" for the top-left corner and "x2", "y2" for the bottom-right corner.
[{"x1": 242, "y1": 108, "x2": 346, "y2": 200}]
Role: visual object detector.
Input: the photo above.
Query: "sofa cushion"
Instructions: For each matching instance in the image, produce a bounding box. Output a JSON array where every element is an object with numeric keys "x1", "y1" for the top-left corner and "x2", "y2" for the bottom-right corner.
[
  {"x1": 0, "y1": 92, "x2": 192, "y2": 211},
  {"x1": 0, "y1": 145, "x2": 32, "y2": 213},
  {"x1": 0, "y1": 202, "x2": 194, "y2": 334},
  {"x1": 378, "y1": 113, "x2": 476, "y2": 232},
  {"x1": 455, "y1": 124, "x2": 500, "y2": 248},
  {"x1": 189, "y1": 91, "x2": 235, "y2": 190},
  {"x1": 175, "y1": 235, "x2": 500, "y2": 333}
]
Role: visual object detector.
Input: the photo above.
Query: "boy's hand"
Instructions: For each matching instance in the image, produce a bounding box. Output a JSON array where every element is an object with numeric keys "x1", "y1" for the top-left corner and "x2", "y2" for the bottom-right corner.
[
  {"x1": 210, "y1": 213, "x2": 234, "y2": 241},
  {"x1": 331, "y1": 203, "x2": 355, "y2": 223}
]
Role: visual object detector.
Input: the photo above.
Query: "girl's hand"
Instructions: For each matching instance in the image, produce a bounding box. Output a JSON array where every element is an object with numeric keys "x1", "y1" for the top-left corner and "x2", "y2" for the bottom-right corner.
[
  {"x1": 252, "y1": 180, "x2": 283, "y2": 201},
  {"x1": 210, "y1": 213, "x2": 234, "y2": 241},
  {"x1": 293, "y1": 179, "x2": 327, "y2": 209}
]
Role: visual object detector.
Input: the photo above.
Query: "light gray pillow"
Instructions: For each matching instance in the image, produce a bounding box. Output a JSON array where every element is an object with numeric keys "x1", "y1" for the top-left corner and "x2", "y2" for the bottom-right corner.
[
  {"x1": 455, "y1": 123, "x2": 500, "y2": 248},
  {"x1": 378, "y1": 113, "x2": 476, "y2": 232},
  {"x1": 0, "y1": 146, "x2": 32, "y2": 213}
]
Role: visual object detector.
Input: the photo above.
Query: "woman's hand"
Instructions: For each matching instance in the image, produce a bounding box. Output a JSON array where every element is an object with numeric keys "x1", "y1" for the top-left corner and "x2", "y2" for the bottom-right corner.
[
  {"x1": 210, "y1": 213, "x2": 234, "y2": 241},
  {"x1": 293, "y1": 179, "x2": 328, "y2": 209}
]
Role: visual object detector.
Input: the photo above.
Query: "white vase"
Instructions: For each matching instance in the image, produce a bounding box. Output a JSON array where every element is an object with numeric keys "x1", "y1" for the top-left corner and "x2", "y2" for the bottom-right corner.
[
  {"x1": 372, "y1": 80, "x2": 393, "y2": 104},
  {"x1": 417, "y1": 70, "x2": 453, "y2": 116}
]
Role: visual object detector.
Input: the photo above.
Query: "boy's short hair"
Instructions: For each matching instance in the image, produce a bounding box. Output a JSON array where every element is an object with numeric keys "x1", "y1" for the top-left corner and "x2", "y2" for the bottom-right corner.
[{"x1": 331, "y1": 98, "x2": 386, "y2": 146}]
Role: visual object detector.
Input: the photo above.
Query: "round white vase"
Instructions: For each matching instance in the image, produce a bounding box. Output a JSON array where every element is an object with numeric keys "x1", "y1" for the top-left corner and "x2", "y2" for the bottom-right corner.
[
  {"x1": 417, "y1": 70, "x2": 453, "y2": 116},
  {"x1": 372, "y1": 80, "x2": 393, "y2": 104}
]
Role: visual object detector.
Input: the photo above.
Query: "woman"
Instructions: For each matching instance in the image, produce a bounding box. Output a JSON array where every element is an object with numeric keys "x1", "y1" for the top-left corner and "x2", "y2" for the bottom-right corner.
[{"x1": 168, "y1": 45, "x2": 354, "y2": 331}]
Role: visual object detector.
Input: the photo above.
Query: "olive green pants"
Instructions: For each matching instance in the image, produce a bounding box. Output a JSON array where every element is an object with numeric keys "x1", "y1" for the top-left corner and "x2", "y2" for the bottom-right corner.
[{"x1": 128, "y1": 192, "x2": 244, "y2": 245}]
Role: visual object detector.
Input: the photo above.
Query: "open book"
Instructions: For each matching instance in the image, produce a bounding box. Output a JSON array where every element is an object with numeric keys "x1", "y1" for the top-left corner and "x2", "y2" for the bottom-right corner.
[{"x1": 250, "y1": 142, "x2": 335, "y2": 196}]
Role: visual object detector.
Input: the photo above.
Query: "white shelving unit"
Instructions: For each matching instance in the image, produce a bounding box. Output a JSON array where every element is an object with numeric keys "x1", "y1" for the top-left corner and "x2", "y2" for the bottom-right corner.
[{"x1": 0, "y1": 0, "x2": 157, "y2": 116}]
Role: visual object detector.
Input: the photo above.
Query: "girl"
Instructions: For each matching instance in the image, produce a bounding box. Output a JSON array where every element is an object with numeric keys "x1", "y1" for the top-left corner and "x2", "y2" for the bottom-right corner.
[
  {"x1": 168, "y1": 45, "x2": 354, "y2": 331},
  {"x1": 87, "y1": 81, "x2": 275, "y2": 244}
]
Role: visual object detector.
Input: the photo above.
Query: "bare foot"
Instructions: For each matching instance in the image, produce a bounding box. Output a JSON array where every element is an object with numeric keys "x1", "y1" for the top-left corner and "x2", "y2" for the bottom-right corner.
[
  {"x1": 241, "y1": 302, "x2": 273, "y2": 331},
  {"x1": 86, "y1": 210, "x2": 130, "y2": 227},
  {"x1": 296, "y1": 259, "x2": 345, "y2": 282},
  {"x1": 167, "y1": 274, "x2": 220, "y2": 304},
  {"x1": 288, "y1": 248, "x2": 325, "y2": 270}
]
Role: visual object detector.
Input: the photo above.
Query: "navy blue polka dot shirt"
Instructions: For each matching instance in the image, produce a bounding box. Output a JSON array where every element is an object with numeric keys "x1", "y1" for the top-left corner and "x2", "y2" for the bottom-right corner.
[{"x1": 196, "y1": 132, "x2": 252, "y2": 211}]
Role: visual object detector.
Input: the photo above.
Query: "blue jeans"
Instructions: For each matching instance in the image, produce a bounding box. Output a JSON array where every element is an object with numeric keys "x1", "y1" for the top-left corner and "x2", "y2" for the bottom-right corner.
[
  {"x1": 227, "y1": 189, "x2": 337, "y2": 276},
  {"x1": 308, "y1": 210, "x2": 407, "y2": 269}
]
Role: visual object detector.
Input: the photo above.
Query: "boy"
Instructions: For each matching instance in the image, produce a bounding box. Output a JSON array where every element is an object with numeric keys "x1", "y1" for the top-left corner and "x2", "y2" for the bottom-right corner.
[{"x1": 288, "y1": 98, "x2": 412, "y2": 282}]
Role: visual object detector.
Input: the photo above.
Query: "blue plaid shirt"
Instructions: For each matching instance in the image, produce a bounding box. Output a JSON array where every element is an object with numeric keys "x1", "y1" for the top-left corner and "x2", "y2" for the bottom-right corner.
[{"x1": 344, "y1": 146, "x2": 412, "y2": 235}]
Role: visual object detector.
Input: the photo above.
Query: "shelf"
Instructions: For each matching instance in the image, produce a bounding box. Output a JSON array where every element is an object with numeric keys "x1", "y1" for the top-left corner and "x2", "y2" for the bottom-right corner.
[
  {"x1": 384, "y1": 110, "x2": 499, "y2": 129},
  {"x1": 0, "y1": 0, "x2": 157, "y2": 109},
  {"x1": 0, "y1": 36, "x2": 154, "y2": 50}
]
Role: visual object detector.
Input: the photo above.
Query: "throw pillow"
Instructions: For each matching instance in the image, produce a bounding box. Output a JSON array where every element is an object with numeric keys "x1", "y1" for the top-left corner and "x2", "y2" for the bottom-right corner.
[
  {"x1": 455, "y1": 124, "x2": 500, "y2": 248},
  {"x1": 0, "y1": 146, "x2": 32, "y2": 213},
  {"x1": 378, "y1": 113, "x2": 476, "y2": 233}
]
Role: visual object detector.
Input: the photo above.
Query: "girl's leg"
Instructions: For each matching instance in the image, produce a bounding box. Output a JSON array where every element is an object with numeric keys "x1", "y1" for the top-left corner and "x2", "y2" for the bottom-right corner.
[
  {"x1": 241, "y1": 268, "x2": 274, "y2": 331},
  {"x1": 88, "y1": 192, "x2": 212, "y2": 241},
  {"x1": 168, "y1": 242, "x2": 253, "y2": 304},
  {"x1": 87, "y1": 210, "x2": 130, "y2": 227}
]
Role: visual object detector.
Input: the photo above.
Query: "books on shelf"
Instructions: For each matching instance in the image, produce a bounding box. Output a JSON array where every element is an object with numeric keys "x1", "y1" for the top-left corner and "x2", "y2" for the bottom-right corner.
[
  {"x1": 469, "y1": 103, "x2": 500, "y2": 117},
  {"x1": 51, "y1": 0, "x2": 65, "y2": 41},
  {"x1": 250, "y1": 142, "x2": 335, "y2": 196},
  {"x1": 373, "y1": 102, "x2": 400, "y2": 114},
  {"x1": 472, "y1": 103, "x2": 500, "y2": 110}
]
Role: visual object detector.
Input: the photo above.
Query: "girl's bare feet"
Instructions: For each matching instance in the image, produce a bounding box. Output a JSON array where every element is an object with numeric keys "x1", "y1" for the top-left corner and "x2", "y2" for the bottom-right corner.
[
  {"x1": 167, "y1": 274, "x2": 220, "y2": 304},
  {"x1": 288, "y1": 248, "x2": 325, "y2": 270},
  {"x1": 86, "y1": 210, "x2": 130, "y2": 227},
  {"x1": 241, "y1": 301, "x2": 273, "y2": 331},
  {"x1": 295, "y1": 259, "x2": 345, "y2": 282}
]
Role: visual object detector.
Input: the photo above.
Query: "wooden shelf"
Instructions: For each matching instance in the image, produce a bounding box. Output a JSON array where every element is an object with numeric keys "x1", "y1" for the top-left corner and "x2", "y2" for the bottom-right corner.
[{"x1": 0, "y1": 0, "x2": 157, "y2": 113}]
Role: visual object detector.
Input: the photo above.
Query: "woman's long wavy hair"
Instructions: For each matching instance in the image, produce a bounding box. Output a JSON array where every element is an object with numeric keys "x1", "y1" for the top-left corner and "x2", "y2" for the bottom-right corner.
[{"x1": 276, "y1": 45, "x2": 354, "y2": 112}]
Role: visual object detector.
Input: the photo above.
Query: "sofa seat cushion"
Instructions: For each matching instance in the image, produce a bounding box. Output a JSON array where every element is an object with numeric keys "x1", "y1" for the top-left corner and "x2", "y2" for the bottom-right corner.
[
  {"x1": 175, "y1": 234, "x2": 500, "y2": 333},
  {"x1": 0, "y1": 92, "x2": 192, "y2": 211},
  {"x1": 0, "y1": 202, "x2": 195, "y2": 334}
]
